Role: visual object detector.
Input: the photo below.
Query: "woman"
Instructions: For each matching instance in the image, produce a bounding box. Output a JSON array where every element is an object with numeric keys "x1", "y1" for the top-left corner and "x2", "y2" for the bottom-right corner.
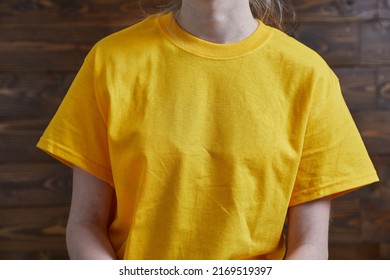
[{"x1": 37, "y1": 0, "x2": 379, "y2": 260}]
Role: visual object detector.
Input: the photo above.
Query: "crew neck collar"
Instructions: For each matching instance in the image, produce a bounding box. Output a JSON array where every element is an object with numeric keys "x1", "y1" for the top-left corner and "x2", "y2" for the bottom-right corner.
[{"x1": 158, "y1": 12, "x2": 272, "y2": 59}]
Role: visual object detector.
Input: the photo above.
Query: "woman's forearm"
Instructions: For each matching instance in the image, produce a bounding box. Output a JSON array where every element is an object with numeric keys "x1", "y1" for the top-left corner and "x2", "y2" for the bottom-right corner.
[
  {"x1": 284, "y1": 243, "x2": 328, "y2": 260},
  {"x1": 66, "y1": 222, "x2": 116, "y2": 260}
]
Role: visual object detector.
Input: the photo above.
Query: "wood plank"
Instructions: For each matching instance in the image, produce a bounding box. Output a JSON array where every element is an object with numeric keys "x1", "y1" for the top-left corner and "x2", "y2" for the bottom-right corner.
[
  {"x1": 329, "y1": 195, "x2": 362, "y2": 242},
  {"x1": 0, "y1": 250, "x2": 68, "y2": 260},
  {"x1": 329, "y1": 242, "x2": 382, "y2": 259},
  {"x1": 0, "y1": 24, "x2": 126, "y2": 72},
  {"x1": 378, "y1": 67, "x2": 390, "y2": 109},
  {"x1": 361, "y1": 22, "x2": 390, "y2": 65},
  {"x1": 362, "y1": 200, "x2": 390, "y2": 242},
  {"x1": 294, "y1": 22, "x2": 360, "y2": 66},
  {"x1": 379, "y1": 0, "x2": 390, "y2": 19},
  {"x1": 0, "y1": 0, "x2": 161, "y2": 25},
  {"x1": 0, "y1": 207, "x2": 68, "y2": 252},
  {"x1": 352, "y1": 111, "x2": 390, "y2": 155},
  {"x1": 379, "y1": 243, "x2": 390, "y2": 259},
  {"x1": 292, "y1": 0, "x2": 378, "y2": 22},
  {"x1": 0, "y1": 163, "x2": 71, "y2": 207},
  {"x1": 0, "y1": 118, "x2": 52, "y2": 163},
  {"x1": 334, "y1": 67, "x2": 377, "y2": 111},
  {"x1": 0, "y1": 72, "x2": 74, "y2": 117}
]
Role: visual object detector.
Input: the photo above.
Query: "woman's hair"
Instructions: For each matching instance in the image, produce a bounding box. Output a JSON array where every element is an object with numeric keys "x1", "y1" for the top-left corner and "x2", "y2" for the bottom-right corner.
[{"x1": 140, "y1": 0, "x2": 295, "y2": 33}]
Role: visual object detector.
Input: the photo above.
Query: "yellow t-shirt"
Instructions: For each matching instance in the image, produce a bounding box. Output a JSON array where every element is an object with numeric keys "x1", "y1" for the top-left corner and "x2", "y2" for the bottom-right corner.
[{"x1": 37, "y1": 13, "x2": 379, "y2": 259}]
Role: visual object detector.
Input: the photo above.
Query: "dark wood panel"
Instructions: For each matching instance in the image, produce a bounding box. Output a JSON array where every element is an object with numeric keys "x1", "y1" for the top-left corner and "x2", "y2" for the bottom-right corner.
[
  {"x1": 1, "y1": 0, "x2": 382, "y2": 25},
  {"x1": 296, "y1": 22, "x2": 390, "y2": 66},
  {"x1": 0, "y1": 118, "x2": 51, "y2": 163},
  {"x1": 1, "y1": 49, "x2": 86, "y2": 72},
  {"x1": 0, "y1": 163, "x2": 71, "y2": 207},
  {"x1": 0, "y1": 24, "x2": 126, "y2": 72},
  {"x1": 334, "y1": 67, "x2": 377, "y2": 111},
  {"x1": 329, "y1": 195, "x2": 362, "y2": 242},
  {"x1": 329, "y1": 242, "x2": 382, "y2": 260},
  {"x1": 361, "y1": 22, "x2": 390, "y2": 65},
  {"x1": 378, "y1": 67, "x2": 390, "y2": 109},
  {"x1": 353, "y1": 111, "x2": 390, "y2": 155},
  {"x1": 0, "y1": 250, "x2": 69, "y2": 260},
  {"x1": 379, "y1": 243, "x2": 390, "y2": 259},
  {"x1": 294, "y1": 22, "x2": 360, "y2": 66},
  {"x1": 362, "y1": 200, "x2": 390, "y2": 242},
  {"x1": 0, "y1": 72, "x2": 74, "y2": 117},
  {"x1": 379, "y1": 0, "x2": 390, "y2": 19},
  {"x1": 0, "y1": 207, "x2": 68, "y2": 252},
  {"x1": 292, "y1": 0, "x2": 378, "y2": 22},
  {"x1": 0, "y1": 0, "x2": 161, "y2": 25}
]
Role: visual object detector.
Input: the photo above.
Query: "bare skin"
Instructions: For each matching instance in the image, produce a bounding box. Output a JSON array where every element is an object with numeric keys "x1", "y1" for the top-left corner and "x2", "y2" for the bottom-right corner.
[
  {"x1": 176, "y1": 0, "x2": 258, "y2": 44},
  {"x1": 285, "y1": 197, "x2": 331, "y2": 259},
  {"x1": 66, "y1": 166, "x2": 116, "y2": 259},
  {"x1": 66, "y1": 0, "x2": 331, "y2": 259}
]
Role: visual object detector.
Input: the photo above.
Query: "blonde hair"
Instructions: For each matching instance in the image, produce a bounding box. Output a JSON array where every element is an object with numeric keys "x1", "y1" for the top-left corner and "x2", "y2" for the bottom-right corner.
[{"x1": 140, "y1": 0, "x2": 295, "y2": 33}]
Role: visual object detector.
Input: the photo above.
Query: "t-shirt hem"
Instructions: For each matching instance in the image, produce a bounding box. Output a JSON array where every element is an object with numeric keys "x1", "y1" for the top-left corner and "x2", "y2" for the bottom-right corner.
[
  {"x1": 36, "y1": 137, "x2": 114, "y2": 187},
  {"x1": 289, "y1": 173, "x2": 379, "y2": 207}
]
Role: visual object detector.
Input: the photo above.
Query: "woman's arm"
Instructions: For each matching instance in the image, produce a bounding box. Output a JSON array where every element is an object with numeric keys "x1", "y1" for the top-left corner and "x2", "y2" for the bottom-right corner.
[
  {"x1": 66, "y1": 166, "x2": 116, "y2": 259},
  {"x1": 285, "y1": 196, "x2": 331, "y2": 260}
]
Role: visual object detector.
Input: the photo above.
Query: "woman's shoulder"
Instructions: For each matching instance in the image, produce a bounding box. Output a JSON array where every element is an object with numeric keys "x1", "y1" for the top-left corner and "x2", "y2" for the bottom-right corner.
[
  {"x1": 92, "y1": 14, "x2": 163, "y2": 56},
  {"x1": 265, "y1": 24, "x2": 332, "y2": 75}
]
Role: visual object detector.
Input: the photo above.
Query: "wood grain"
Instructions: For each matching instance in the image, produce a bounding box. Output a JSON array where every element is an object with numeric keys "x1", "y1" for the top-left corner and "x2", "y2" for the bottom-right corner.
[
  {"x1": 0, "y1": 72, "x2": 74, "y2": 117},
  {"x1": 353, "y1": 111, "x2": 390, "y2": 155},
  {"x1": 0, "y1": 163, "x2": 71, "y2": 207},
  {"x1": 0, "y1": 250, "x2": 69, "y2": 260},
  {"x1": 294, "y1": 22, "x2": 360, "y2": 66},
  {"x1": 362, "y1": 200, "x2": 390, "y2": 242},
  {"x1": 0, "y1": 0, "x2": 152, "y2": 25},
  {"x1": 0, "y1": 24, "x2": 126, "y2": 72},
  {"x1": 378, "y1": 68, "x2": 390, "y2": 109},
  {"x1": 329, "y1": 242, "x2": 382, "y2": 259},
  {"x1": 0, "y1": 118, "x2": 51, "y2": 163},
  {"x1": 0, "y1": 207, "x2": 68, "y2": 254},
  {"x1": 329, "y1": 195, "x2": 362, "y2": 242},
  {"x1": 292, "y1": 0, "x2": 378, "y2": 22},
  {"x1": 334, "y1": 67, "x2": 377, "y2": 111},
  {"x1": 361, "y1": 22, "x2": 390, "y2": 65},
  {"x1": 379, "y1": 0, "x2": 390, "y2": 19}
]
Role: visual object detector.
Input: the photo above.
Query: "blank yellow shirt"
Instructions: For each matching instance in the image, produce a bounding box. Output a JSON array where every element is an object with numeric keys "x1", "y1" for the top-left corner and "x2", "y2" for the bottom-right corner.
[{"x1": 37, "y1": 13, "x2": 379, "y2": 259}]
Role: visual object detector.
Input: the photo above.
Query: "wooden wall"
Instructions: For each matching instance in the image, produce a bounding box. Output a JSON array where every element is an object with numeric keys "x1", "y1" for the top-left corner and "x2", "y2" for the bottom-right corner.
[
  {"x1": 293, "y1": 0, "x2": 390, "y2": 259},
  {"x1": 0, "y1": 0, "x2": 388, "y2": 259}
]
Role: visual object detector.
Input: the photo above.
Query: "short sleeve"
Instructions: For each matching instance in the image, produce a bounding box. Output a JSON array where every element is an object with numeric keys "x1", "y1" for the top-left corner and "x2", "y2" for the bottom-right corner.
[
  {"x1": 36, "y1": 46, "x2": 114, "y2": 186},
  {"x1": 290, "y1": 67, "x2": 379, "y2": 206}
]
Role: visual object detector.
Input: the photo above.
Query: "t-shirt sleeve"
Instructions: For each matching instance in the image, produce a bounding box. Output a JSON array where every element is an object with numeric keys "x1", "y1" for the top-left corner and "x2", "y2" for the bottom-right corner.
[
  {"x1": 289, "y1": 67, "x2": 379, "y2": 206},
  {"x1": 36, "y1": 46, "x2": 114, "y2": 186}
]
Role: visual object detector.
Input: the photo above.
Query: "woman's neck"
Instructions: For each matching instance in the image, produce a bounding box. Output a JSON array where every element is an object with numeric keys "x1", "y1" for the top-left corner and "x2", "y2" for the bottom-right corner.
[{"x1": 175, "y1": 0, "x2": 258, "y2": 44}]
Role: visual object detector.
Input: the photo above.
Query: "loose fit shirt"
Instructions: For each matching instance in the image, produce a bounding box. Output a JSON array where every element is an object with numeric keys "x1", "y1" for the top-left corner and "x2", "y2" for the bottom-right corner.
[{"x1": 37, "y1": 13, "x2": 379, "y2": 259}]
